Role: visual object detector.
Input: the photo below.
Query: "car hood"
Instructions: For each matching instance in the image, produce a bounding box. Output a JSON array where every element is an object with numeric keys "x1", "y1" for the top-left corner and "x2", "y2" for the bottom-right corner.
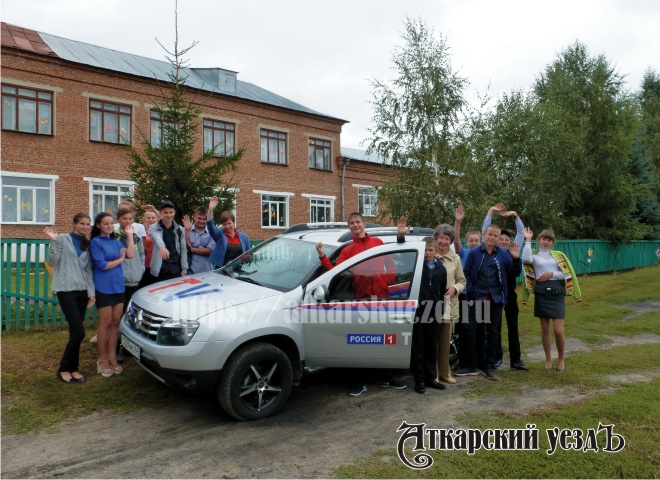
[{"x1": 130, "y1": 271, "x2": 282, "y2": 320}]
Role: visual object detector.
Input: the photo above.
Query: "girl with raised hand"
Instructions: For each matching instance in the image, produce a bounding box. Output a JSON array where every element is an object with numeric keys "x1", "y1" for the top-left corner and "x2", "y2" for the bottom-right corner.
[
  {"x1": 522, "y1": 227, "x2": 582, "y2": 372},
  {"x1": 45, "y1": 213, "x2": 96, "y2": 384}
]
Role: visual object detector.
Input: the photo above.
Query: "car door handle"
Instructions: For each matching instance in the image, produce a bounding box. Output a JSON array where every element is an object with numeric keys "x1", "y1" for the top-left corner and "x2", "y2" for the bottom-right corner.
[{"x1": 388, "y1": 314, "x2": 412, "y2": 323}]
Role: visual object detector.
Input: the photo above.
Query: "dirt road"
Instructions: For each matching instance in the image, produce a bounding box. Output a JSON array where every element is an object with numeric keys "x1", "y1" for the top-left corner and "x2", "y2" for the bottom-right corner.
[{"x1": 3, "y1": 332, "x2": 659, "y2": 479}]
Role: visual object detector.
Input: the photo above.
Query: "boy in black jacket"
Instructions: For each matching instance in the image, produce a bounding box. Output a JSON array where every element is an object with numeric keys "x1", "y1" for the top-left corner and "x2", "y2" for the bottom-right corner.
[{"x1": 411, "y1": 237, "x2": 448, "y2": 393}]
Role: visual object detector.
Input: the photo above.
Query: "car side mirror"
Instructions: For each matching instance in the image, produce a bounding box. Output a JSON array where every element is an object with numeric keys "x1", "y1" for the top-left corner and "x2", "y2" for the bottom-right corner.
[{"x1": 312, "y1": 285, "x2": 329, "y2": 302}]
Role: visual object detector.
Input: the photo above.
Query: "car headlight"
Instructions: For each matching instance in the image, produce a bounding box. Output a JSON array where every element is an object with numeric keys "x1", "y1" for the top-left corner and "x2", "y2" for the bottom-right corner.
[{"x1": 156, "y1": 318, "x2": 200, "y2": 346}]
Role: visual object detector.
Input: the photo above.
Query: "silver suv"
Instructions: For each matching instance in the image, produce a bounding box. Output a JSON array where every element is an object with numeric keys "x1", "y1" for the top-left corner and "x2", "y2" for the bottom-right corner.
[{"x1": 119, "y1": 224, "x2": 435, "y2": 420}]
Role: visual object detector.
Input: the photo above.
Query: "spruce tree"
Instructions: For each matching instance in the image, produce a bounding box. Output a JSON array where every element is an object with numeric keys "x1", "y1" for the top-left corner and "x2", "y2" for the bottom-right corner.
[{"x1": 126, "y1": 5, "x2": 242, "y2": 223}]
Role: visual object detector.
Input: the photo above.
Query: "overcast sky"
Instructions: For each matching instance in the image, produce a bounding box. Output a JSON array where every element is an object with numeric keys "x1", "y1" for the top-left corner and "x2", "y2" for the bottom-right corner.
[{"x1": 3, "y1": 0, "x2": 659, "y2": 149}]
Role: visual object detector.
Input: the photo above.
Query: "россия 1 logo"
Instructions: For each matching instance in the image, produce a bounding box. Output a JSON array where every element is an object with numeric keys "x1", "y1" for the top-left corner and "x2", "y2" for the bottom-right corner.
[{"x1": 347, "y1": 334, "x2": 397, "y2": 345}]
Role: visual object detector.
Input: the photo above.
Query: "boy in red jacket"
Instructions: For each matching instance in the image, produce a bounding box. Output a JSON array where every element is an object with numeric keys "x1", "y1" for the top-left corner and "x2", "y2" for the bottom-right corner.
[{"x1": 316, "y1": 213, "x2": 409, "y2": 396}]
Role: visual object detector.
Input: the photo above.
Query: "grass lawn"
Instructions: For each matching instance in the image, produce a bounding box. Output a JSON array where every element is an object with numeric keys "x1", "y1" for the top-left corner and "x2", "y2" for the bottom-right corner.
[
  {"x1": 2, "y1": 269, "x2": 51, "y2": 299},
  {"x1": 334, "y1": 266, "x2": 660, "y2": 478},
  {"x1": 336, "y1": 378, "x2": 660, "y2": 478},
  {"x1": 1, "y1": 329, "x2": 181, "y2": 435}
]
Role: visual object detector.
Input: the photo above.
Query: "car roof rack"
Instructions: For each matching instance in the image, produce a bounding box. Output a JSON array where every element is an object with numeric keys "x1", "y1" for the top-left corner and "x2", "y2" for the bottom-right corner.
[
  {"x1": 337, "y1": 226, "x2": 435, "y2": 243},
  {"x1": 283, "y1": 222, "x2": 382, "y2": 234}
]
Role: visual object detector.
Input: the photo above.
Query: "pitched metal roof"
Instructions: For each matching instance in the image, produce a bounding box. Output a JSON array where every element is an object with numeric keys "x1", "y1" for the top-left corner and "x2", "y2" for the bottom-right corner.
[
  {"x1": 1, "y1": 23, "x2": 56, "y2": 56},
  {"x1": 2, "y1": 22, "x2": 345, "y2": 122},
  {"x1": 340, "y1": 147, "x2": 392, "y2": 165}
]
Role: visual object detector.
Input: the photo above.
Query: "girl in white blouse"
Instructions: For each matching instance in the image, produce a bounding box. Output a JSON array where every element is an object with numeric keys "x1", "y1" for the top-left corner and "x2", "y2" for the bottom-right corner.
[{"x1": 522, "y1": 227, "x2": 581, "y2": 373}]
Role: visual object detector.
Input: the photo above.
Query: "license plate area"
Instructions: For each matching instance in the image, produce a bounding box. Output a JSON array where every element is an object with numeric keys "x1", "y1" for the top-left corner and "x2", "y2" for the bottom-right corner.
[{"x1": 121, "y1": 334, "x2": 141, "y2": 361}]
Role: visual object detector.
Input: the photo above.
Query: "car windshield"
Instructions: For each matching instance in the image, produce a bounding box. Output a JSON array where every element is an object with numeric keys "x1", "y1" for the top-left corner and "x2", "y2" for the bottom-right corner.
[{"x1": 220, "y1": 237, "x2": 337, "y2": 292}]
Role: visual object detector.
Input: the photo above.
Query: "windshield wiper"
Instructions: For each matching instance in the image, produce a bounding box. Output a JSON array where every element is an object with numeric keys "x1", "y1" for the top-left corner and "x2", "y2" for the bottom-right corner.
[
  {"x1": 219, "y1": 269, "x2": 235, "y2": 278},
  {"x1": 236, "y1": 276, "x2": 263, "y2": 287}
]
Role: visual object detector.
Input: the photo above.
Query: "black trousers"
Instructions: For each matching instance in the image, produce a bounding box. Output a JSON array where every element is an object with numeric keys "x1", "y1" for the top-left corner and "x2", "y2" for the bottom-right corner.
[
  {"x1": 57, "y1": 290, "x2": 88, "y2": 372},
  {"x1": 464, "y1": 296, "x2": 503, "y2": 370},
  {"x1": 456, "y1": 292, "x2": 468, "y2": 367},
  {"x1": 122, "y1": 285, "x2": 141, "y2": 315},
  {"x1": 410, "y1": 309, "x2": 440, "y2": 382},
  {"x1": 496, "y1": 291, "x2": 522, "y2": 363},
  {"x1": 137, "y1": 268, "x2": 156, "y2": 290},
  {"x1": 156, "y1": 271, "x2": 181, "y2": 282}
]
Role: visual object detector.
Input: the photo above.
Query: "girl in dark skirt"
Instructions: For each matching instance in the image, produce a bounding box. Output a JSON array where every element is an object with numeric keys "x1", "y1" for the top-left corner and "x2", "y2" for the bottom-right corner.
[
  {"x1": 522, "y1": 227, "x2": 582, "y2": 373},
  {"x1": 90, "y1": 212, "x2": 134, "y2": 377}
]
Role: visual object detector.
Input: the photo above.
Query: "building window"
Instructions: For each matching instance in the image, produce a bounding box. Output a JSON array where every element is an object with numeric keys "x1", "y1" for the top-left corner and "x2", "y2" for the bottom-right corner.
[
  {"x1": 89, "y1": 100, "x2": 131, "y2": 144},
  {"x1": 1, "y1": 173, "x2": 58, "y2": 224},
  {"x1": 310, "y1": 197, "x2": 333, "y2": 223},
  {"x1": 84, "y1": 178, "x2": 134, "y2": 217},
  {"x1": 1, "y1": 84, "x2": 53, "y2": 135},
  {"x1": 150, "y1": 110, "x2": 180, "y2": 148},
  {"x1": 308, "y1": 138, "x2": 331, "y2": 170},
  {"x1": 260, "y1": 129, "x2": 287, "y2": 164},
  {"x1": 358, "y1": 187, "x2": 378, "y2": 217},
  {"x1": 204, "y1": 120, "x2": 235, "y2": 156},
  {"x1": 261, "y1": 194, "x2": 288, "y2": 228}
]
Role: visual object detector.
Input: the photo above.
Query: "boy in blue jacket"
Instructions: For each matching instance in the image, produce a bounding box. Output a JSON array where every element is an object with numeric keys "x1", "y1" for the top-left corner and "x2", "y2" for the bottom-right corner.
[{"x1": 456, "y1": 224, "x2": 521, "y2": 381}]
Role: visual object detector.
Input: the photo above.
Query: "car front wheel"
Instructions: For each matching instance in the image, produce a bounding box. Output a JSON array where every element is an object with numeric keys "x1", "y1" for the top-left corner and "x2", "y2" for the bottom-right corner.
[{"x1": 218, "y1": 342, "x2": 293, "y2": 421}]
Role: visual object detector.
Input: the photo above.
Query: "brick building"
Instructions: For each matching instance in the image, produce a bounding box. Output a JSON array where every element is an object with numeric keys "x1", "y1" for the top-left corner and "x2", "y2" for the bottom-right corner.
[{"x1": 1, "y1": 22, "x2": 392, "y2": 241}]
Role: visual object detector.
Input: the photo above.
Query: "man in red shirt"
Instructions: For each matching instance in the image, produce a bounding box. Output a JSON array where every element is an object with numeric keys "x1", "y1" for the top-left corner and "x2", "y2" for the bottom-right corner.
[{"x1": 316, "y1": 213, "x2": 409, "y2": 395}]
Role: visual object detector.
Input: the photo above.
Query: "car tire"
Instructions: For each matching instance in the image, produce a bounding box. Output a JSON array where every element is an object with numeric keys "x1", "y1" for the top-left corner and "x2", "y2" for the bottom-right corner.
[{"x1": 218, "y1": 342, "x2": 293, "y2": 421}]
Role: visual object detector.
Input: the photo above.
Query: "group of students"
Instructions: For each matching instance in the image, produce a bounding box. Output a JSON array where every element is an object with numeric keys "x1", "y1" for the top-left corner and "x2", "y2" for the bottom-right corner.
[
  {"x1": 46, "y1": 197, "x2": 250, "y2": 383},
  {"x1": 316, "y1": 205, "x2": 581, "y2": 396},
  {"x1": 48, "y1": 197, "x2": 581, "y2": 392}
]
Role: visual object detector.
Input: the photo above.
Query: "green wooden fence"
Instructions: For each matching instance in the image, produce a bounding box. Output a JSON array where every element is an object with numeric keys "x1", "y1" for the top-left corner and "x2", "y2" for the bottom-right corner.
[
  {"x1": 506, "y1": 239, "x2": 660, "y2": 281},
  {"x1": 1, "y1": 238, "x2": 98, "y2": 331},
  {"x1": 2, "y1": 237, "x2": 659, "y2": 331}
]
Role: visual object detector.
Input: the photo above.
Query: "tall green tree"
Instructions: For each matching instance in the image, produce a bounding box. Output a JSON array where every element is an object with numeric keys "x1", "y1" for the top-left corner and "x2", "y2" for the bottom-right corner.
[
  {"x1": 533, "y1": 42, "x2": 644, "y2": 240},
  {"x1": 365, "y1": 17, "x2": 468, "y2": 228},
  {"x1": 462, "y1": 89, "x2": 577, "y2": 234},
  {"x1": 126, "y1": 5, "x2": 242, "y2": 223},
  {"x1": 631, "y1": 70, "x2": 660, "y2": 239},
  {"x1": 640, "y1": 69, "x2": 660, "y2": 173}
]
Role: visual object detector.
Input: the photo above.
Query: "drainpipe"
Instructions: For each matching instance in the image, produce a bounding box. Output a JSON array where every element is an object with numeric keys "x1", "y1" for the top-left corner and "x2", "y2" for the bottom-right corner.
[{"x1": 340, "y1": 157, "x2": 350, "y2": 221}]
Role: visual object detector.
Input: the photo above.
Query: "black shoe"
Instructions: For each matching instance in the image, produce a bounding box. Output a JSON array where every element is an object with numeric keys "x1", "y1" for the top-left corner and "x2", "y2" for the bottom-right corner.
[
  {"x1": 414, "y1": 382, "x2": 426, "y2": 394},
  {"x1": 56, "y1": 371, "x2": 75, "y2": 384},
  {"x1": 454, "y1": 366, "x2": 479, "y2": 376},
  {"x1": 71, "y1": 372, "x2": 86, "y2": 383},
  {"x1": 493, "y1": 359, "x2": 503, "y2": 369},
  {"x1": 510, "y1": 361, "x2": 530, "y2": 371},
  {"x1": 428, "y1": 380, "x2": 446, "y2": 390},
  {"x1": 381, "y1": 379, "x2": 407, "y2": 389},
  {"x1": 349, "y1": 383, "x2": 368, "y2": 396},
  {"x1": 481, "y1": 368, "x2": 498, "y2": 381}
]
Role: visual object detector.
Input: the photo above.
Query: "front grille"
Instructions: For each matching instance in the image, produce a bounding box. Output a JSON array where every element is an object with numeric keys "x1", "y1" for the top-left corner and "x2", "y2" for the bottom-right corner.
[{"x1": 126, "y1": 302, "x2": 169, "y2": 342}]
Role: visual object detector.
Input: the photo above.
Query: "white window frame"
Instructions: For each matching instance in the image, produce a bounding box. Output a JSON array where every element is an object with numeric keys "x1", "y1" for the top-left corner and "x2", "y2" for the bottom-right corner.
[
  {"x1": 1, "y1": 171, "x2": 59, "y2": 224},
  {"x1": 84, "y1": 177, "x2": 135, "y2": 218},
  {"x1": 354, "y1": 184, "x2": 379, "y2": 217},
  {"x1": 254, "y1": 190, "x2": 294, "y2": 229},
  {"x1": 302, "y1": 193, "x2": 335, "y2": 223}
]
